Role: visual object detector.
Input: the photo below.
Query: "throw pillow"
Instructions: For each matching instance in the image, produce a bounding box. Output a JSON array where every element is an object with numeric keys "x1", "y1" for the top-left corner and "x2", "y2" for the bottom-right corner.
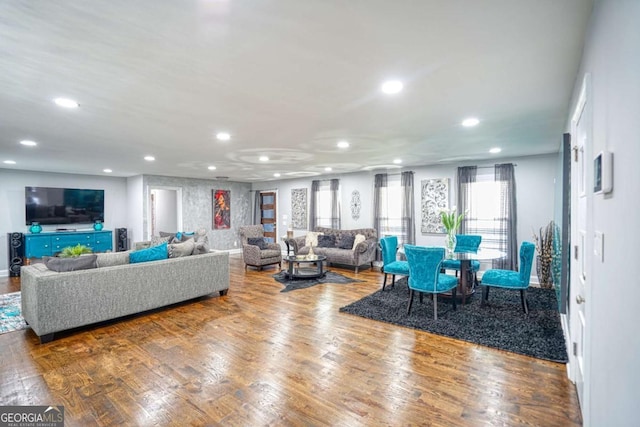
[
  {"x1": 151, "y1": 235, "x2": 172, "y2": 246},
  {"x1": 168, "y1": 238, "x2": 195, "y2": 258},
  {"x1": 305, "y1": 231, "x2": 324, "y2": 247},
  {"x1": 130, "y1": 242, "x2": 168, "y2": 264},
  {"x1": 247, "y1": 237, "x2": 267, "y2": 249},
  {"x1": 96, "y1": 251, "x2": 130, "y2": 268},
  {"x1": 317, "y1": 234, "x2": 336, "y2": 248},
  {"x1": 192, "y1": 229, "x2": 210, "y2": 255},
  {"x1": 159, "y1": 231, "x2": 177, "y2": 241},
  {"x1": 352, "y1": 234, "x2": 366, "y2": 251},
  {"x1": 337, "y1": 234, "x2": 355, "y2": 249},
  {"x1": 44, "y1": 255, "x2": 98, "y2": 272}
]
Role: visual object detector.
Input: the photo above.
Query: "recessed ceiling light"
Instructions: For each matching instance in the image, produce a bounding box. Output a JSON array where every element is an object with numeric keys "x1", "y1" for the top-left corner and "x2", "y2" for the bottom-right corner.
[
  {"x1": 54, "y1": 97, "x2": 79, "y2": 108},
  {"x1": 3, "y1": 160, "x2": 16, "y2": 165},
  {"x1": 337, "y1": 140, "x2": 350, "y2": 149},
  {"x1": 144, "y1": 156, "x2": 155, "y2": 161},
  {"x1": 393, "y1": 159, "x2": 402, "y2": 164},
  {"x1": 381, "y1": 80, "x2": 404, "y2": 94},
  {"x1": 462, "y1": 117, "x2": 480, "y2": 127},
  {"x1": 325, "y1": 167, "x2": 332, "y2": 172},
  {"x1": 259, "y1": 156, "x2": 269, "y2": 162},
  {"x1": 20, "y1": 140, "x2": 37, "y2": 147},
  {"x1": 216, "y1": 132, "x2": 231, "y2": 141},
  {"x1": 103, "y1": 168, "x2": 113, "y2": 173},
  {"x1": 208, "y1": 165, "x2": 217, "y2": 170},
  {"x1": 489, "y1": 147, "x2": 502, "y2": 154},
  {"x1": 274, "y1": 173, "x2": 281, "y2": 177}
]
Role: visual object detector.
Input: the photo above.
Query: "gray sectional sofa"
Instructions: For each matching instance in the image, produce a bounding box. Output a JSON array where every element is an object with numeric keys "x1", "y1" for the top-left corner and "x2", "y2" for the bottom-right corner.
[
  {"x1": 21, "y1": 251, "x2": 229, "y2": 343},
  {"x1": 286, "y1": 227, "x2": 377, "y2": 273}
]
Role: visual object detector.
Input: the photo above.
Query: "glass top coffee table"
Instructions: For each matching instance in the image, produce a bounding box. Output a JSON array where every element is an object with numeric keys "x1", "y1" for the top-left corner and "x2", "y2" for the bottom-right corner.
[{"x1": 284, "y1": 255, "x2": 327, "y2": 279}]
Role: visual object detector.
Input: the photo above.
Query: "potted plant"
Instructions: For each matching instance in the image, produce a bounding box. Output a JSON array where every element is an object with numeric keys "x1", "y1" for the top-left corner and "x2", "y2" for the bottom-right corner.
[
  {"x1": 59, "y1": 244, "x2": 93, "y2": 258},
  {"x1": 440, "y1": 207, "x2": 464, "y2": 256}
]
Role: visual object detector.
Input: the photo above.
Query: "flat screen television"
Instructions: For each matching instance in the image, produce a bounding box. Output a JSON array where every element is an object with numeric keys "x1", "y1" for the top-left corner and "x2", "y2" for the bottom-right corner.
[{"x1": 25, "y1": 186, "x2": 105, "y2": 225}]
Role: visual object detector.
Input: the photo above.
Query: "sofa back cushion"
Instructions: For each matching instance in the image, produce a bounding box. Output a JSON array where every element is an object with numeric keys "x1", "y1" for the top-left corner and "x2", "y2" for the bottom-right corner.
[
  {"x1": 317, "y1": 234, "x2": 336, "y2": 248},
  {"x1": 130, "y1": 242, "x2": 168, "y2": 264},
  {"x1": 44, "y1": 255, "x2": 98, "y2": 272},
  {"x1": 337, "y1": 235, "x2": 355, "y2": 249},
  {"x1": 96, "y1": 251, "x2": 130, "y2": 268}
]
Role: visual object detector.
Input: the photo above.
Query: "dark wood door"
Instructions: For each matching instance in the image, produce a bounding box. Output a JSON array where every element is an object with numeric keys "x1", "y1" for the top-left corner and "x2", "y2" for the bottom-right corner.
[{"x1": 260, "y1": 192, "x2": 277, "y2": 243}]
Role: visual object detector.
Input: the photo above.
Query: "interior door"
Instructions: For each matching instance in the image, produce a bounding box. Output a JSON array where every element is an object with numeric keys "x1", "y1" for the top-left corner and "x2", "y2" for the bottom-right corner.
[
  {"x1": 569, "y1": 75, "x2": 591, "y2": 410},
  {"x1": 260, "y1": 192, "x2": 277, "y2": 243}
]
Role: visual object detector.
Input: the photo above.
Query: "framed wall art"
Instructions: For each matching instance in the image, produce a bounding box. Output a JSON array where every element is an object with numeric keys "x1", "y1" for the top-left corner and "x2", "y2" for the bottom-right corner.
[
  {"x1": 421, "y1": 178, "x2": 449, "y2": 233},
  {"x1": 291, "y1": 188, "x2": 307, "y2": 229},
  {"x1": 213, "y1": 189, "x2": 231, "y2": 229}
]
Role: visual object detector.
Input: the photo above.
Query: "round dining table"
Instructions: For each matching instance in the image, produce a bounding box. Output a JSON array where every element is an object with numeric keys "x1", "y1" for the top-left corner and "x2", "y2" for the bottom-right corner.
[{"x1": 398, "y1": 246, "x2": 505, "y2": 305}]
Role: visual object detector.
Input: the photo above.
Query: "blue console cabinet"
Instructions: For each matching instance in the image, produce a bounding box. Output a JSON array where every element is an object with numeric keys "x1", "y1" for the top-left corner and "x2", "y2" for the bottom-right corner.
[{"x1": 24, "y1": 230, "x2": 113, "y2": 258}]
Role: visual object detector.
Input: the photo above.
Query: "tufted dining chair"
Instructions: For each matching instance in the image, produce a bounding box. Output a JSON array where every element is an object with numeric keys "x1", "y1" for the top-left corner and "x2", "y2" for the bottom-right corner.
[
  {"x1": 239, "y1": 225, "x2": 282, "y2": 271},
  {"x1": 480, "y1": 242, "x2": 535, "y2": 314},
  {"x1": 441, "y1": 234, "x2": 482, "y2": 286},
  {"x1": 404, "y1": 245, "x2": 459, "y2": 320},
  {"x1": 379, "y1": 236, "x2": 410, "y2": 290}
]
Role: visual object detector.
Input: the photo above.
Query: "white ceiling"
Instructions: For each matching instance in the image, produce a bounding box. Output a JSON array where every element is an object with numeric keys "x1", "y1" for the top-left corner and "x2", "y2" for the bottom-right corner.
[{"x1": 0, "y1": 0, "x2": 593, "y2": 182}]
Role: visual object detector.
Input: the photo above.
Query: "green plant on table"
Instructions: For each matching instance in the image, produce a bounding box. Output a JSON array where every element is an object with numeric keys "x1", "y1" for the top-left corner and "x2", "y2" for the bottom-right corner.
[
  {"x1": 440, "y1": 207, "x2": 464, "y2": 234},
  {"x1": 59, "y1": 244, "x2": 93, "y2": 258}
]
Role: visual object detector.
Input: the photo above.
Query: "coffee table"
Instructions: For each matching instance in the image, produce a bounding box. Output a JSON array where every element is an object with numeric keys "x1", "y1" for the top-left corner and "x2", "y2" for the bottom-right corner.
[{"x1": 284, "y1": 255, "x2": 327, "y2": 279}]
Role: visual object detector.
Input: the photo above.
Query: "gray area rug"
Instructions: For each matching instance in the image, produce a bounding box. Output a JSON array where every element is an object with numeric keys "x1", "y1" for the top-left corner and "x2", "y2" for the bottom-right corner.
[
  {"x1": 340, "y1": 277, "x2": 568, "y2": 362},
  {"x1": 273, "y1": 271, "x2": 363, "y2": 292}
]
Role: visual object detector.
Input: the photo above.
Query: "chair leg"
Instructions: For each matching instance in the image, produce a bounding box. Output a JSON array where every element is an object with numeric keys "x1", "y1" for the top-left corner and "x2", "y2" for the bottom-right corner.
[
  {"x1": 521, "y1": 289, "x2": 529, "y2": 315},
  {"x1": 407, "y1": 289, "x2": 415, "y2": 314},
  {"x1": 391, "y1": 274, "x2": 396, "y2": 287},
  {"x1": 481, "y1": 286, "x2": 489, "y2": 307},
  {"x1": 419, "y1": 292, "x2": 423, "y2": 304},
  {"x1": 433, "y1": 294, "x2": 438, "y2": 320},
  {"x1": 355, "y1": 266, "x2": 359, "y2": 274},
  {"x1": 383, "y1": 273, "x2": 388, "y2": 290},
  {"x1": 452, "y1": 287, "x2": 457, "y2": 311}
]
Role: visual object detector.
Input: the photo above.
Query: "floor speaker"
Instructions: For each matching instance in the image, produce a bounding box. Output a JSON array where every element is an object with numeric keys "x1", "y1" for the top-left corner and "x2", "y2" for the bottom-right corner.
[
  {"x1": 7, "y1": 232, "x2": 24, "y2": 277},
  {"x1": 116, "y1": 228, "x2": 128, "y2": 252}
]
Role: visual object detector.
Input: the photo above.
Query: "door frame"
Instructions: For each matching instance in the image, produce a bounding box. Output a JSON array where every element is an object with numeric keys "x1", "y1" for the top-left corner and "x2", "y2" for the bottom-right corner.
[
  {"x1": 568, "y1": 73, "x2": 593, "y2": 422},
  {"x1": 146, "y1": 186, "x2": 183, "y2": 239},
  {"x1": 258, "y1": 190, "x2": 278, "y2": 243}
]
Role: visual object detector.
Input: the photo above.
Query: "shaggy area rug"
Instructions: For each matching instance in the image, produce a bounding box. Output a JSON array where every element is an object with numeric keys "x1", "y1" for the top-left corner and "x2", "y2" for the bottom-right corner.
[
  {"x1": 340, "y1": 278, "x2": 567, "y2": 362},
  {"x1": 0, "y1": 292, "x2": 29, "y2": 335},
  {"x1": 273, "y1": 270, "x2": 363, "y2": 292}
]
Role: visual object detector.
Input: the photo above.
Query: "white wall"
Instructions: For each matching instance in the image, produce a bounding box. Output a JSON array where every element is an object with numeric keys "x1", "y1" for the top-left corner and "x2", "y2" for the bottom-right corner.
[
  {"x1": 568, "y1": 1, "x2": 640, "y2": 426},
  {"x1": 0, "y1": 169, "x2": 129, "y2": 273},
  {"x1": 151, "y1": 188, "x2": 178, "y2": 234},
  {"x1": 126, "y1": 175, "x2": 144, "y2": 245},
  {"x1": 253, "y1": 153, "x2": 558, "y2": 278}
]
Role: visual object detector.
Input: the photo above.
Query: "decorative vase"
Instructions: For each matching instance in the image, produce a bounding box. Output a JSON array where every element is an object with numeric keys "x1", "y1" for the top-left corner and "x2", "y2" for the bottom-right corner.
[
  {"x1": 536, "y1": 255, "x2": 553, "y2": 289},
  {"x1": 445, "y1": 231, "x2": 456, "y2": 258},
  {"x1": 29, "y1": 222, "x2": 42, "y2": 233},
  {"x1": 308, "y1": 244, "x2": 315, "y2": 258},
  {"x1": 93, "y1": 220, "x2": 104, "y2": 231}
]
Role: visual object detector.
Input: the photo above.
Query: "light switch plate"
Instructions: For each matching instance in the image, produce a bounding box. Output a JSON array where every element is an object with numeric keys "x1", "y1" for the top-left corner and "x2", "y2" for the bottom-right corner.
[{"x1": 594, "y1": 231, "x2": 604, "y2": 262}]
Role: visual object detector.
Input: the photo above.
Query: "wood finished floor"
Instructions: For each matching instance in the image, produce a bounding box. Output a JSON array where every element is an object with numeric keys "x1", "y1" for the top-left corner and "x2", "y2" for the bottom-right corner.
[{"x1": 0, "y1": 255, "x2": 582, "y2": 426}]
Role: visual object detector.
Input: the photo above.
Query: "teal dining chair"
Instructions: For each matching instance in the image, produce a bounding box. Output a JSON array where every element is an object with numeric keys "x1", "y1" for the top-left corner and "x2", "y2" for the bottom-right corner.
[
  {"x1": 404, "y1": 245, "x2": 458, "y2": 319},
  {"x1": 441, "y1": 234, "x2": 482, "y2": 287},
  {"x1": 380, "y1": 236, "x2": 410, "y2": 290},
  {"x1": 481, "y1": 242, "x2": 535, "y2": 314}
]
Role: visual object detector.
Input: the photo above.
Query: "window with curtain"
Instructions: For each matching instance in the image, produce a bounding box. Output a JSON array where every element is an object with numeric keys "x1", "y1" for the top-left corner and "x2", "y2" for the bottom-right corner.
[
  {"x1": 374, "y1": 171, "x2": 415, "y2": 247},
  {"x1": 310, "y1": 179, "x2": 340, "y2": 229},
  {"x1": 458, "y1": 164, "x2": 517, "y2": 270}
]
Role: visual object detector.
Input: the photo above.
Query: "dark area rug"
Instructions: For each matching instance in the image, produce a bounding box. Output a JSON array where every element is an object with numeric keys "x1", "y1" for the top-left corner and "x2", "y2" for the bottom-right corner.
[
  {"x1": 273, "y1": 271, "x2": 363, "y2": 292},
  {"x1": 340, "y1": 277, "x2": 567, "y2": 362}
]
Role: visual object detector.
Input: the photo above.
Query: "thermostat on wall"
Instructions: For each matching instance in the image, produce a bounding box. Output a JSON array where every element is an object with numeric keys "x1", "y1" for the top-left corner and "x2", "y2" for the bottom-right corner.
[{"x1": 593, "y1": 150, "x2": 613, "y2": 194}]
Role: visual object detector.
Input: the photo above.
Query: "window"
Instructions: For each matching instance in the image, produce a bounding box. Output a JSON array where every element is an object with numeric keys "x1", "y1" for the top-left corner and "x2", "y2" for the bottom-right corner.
[
  {"x1": 310, "y1": 179, "x2": 340, "y2": 229},
  {"x1": 315, "y1": 181, "x2": 336, "y2": 228},
  {"x1": 465, "y1": 175, "x2": 503, "y2": 251},
  {"x1": 374, "y1": 172, "x2": 415, "y2": 247}
]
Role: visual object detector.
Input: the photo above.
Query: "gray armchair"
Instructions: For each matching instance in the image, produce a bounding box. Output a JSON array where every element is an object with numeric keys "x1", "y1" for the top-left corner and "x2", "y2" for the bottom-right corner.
[{"x1": 239, "y1": 225, "x2": 282, "y2": 270}]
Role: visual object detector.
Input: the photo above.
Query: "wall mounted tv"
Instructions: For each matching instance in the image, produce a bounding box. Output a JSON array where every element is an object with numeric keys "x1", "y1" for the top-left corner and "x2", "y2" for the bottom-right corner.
[{"x1": 25, "y1": 186, "x2": 105, "y2": 225}]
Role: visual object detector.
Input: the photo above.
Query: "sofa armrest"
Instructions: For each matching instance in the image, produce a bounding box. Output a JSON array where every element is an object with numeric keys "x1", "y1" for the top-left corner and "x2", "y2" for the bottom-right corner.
[
  {"x1": 265, "y1": 242, "x2": 281, "y2": 251},
  {"x1": 286, "y1": 236, "x2": 307, "y2": 254}
]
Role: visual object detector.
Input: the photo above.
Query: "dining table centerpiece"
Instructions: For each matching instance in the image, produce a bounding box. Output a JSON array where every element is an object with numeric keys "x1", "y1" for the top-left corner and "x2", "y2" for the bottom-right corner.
[{"x1": 440, "y1": 207, "x2": 464, "y2": 257}]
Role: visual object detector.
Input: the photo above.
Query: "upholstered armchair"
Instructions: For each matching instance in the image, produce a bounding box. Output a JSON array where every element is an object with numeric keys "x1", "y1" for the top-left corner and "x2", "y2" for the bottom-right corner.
[
  {"x1": 481, "y1": 242, "x2": 535, "y2": 314},
  {"x1": 239, "y1": 225, "x2": 282, "y2": 271},
  {"x1": 380, "y1": 236, "x2": 410, "y2": 290},
  {"x1": 404, "y1": 245, "x2": 459, "y2": 319}
]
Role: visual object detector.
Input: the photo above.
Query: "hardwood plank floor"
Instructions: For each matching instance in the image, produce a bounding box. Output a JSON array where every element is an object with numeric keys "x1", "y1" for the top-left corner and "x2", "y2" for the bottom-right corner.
[{"x1": 0, "y1": 255, "x2": 582, "y2": 426}]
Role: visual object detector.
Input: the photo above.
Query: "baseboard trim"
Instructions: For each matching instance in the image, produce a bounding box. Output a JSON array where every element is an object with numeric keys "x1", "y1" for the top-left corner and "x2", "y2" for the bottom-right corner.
[{"x1": 0, "y1": 269, "x2": 8, "y2": 278}]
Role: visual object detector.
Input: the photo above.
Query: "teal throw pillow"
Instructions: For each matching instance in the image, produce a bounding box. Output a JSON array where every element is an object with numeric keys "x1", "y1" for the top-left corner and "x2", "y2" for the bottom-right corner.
[{"x1": 130, "y1": 242, "x2": 168, "y2": 264}]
